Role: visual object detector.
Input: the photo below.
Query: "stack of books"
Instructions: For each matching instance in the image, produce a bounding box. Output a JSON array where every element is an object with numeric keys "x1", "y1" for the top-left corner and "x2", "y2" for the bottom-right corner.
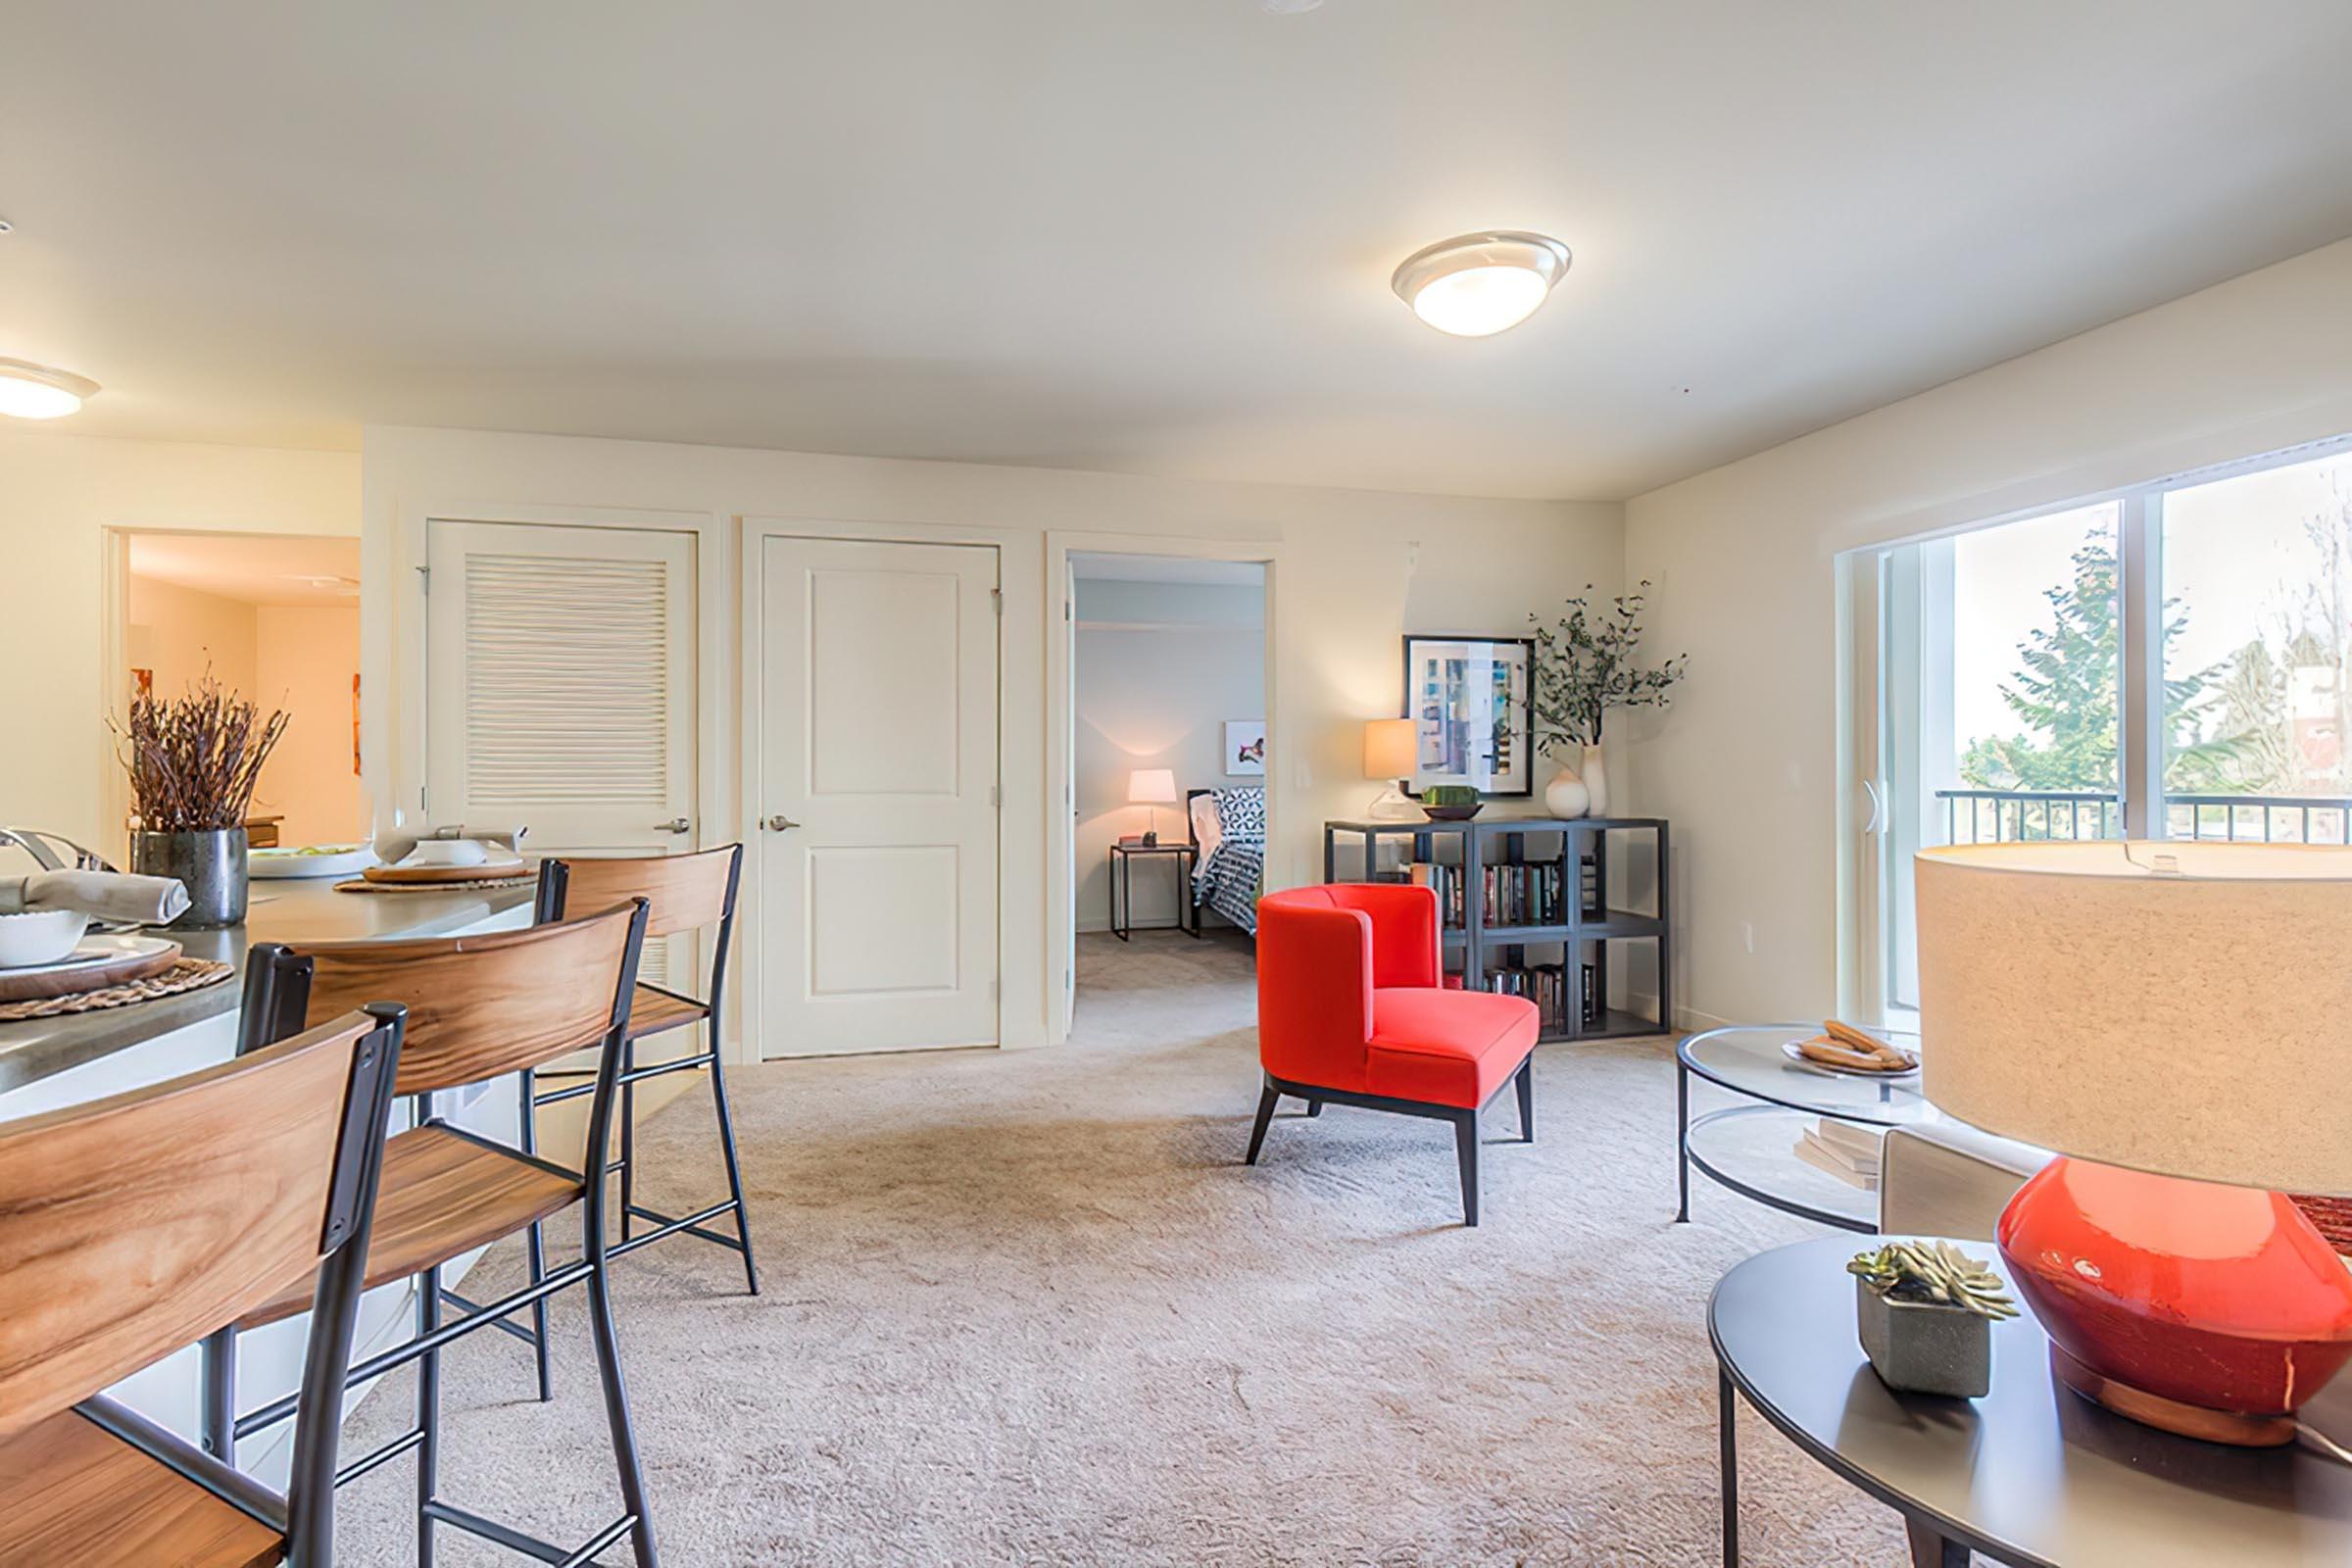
[
  {"x1": 1791, "y1": 1119, "x2": 1884, "y2": 1192},
  {"x1": 1405, "y1": 860, "x2": 1591, "y2": 927}
]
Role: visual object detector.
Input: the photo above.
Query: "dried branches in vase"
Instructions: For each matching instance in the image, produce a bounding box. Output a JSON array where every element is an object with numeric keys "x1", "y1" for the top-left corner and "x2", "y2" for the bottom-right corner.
[
  {"x1": 1528, "y1": 581, "x2": 1688, "y2": 818},
  {"x1": 118, "y1": 676, "x2": 289, "y2": 832}
]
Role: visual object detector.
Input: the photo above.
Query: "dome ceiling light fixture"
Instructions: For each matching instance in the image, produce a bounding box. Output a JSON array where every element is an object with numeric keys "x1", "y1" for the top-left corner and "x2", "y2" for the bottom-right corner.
[
  {"x1": 1391, "y1": 231, "x2": 1572, "y2": 338},
  {"x1": 0, "y1": 358, "x2": 99, "y2": 419}
]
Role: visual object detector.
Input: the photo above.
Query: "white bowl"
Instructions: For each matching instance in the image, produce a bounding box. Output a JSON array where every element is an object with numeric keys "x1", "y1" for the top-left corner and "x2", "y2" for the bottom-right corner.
[
  {"x1": 0, "y1": 909, "x2": 92, "y2": 968},
  {"x1": 405, "y1": 839, "x2": 489, "y2": 868}
]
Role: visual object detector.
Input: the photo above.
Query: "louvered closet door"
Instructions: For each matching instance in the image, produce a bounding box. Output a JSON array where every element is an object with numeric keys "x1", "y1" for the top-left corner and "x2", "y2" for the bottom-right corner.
[{"x1": 424, "y1": 519, "x2": 698, "y2": 989}]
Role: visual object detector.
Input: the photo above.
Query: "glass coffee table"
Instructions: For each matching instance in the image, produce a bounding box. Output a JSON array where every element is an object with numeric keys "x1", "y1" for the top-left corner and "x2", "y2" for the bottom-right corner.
[{"x1": 1675, "y1": 1023, "x2": 1933, "y2": 1233}]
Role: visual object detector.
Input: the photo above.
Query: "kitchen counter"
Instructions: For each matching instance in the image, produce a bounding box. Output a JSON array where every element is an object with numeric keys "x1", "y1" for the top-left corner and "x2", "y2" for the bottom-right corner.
[
  {"x1": 0, "y1": 873, "x2": 541, "y2": 1488},
  {"x1": 0, "y1": 877, "x2": 537, "y2": 1100}
]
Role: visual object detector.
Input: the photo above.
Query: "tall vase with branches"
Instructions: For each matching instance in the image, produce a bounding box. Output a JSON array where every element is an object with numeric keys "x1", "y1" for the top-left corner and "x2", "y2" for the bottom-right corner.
[
  {"x1": 1529, "y1": 582, "x2": 1688, "y2": 817},
  {"x1": 116, "y1": 675, "x2": 288, "y2": 927}
]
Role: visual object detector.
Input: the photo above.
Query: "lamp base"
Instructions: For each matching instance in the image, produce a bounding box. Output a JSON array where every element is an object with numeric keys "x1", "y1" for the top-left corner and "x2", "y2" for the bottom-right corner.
[
  {"x1": 2047, "y1": 1342, "x2": 2298, "y2": 1447},
  {"x1": 1366, "y1": 783, "x2": 1419, "y2": 822},
  {"x1": 1997, "y1": 1156, "x2": 2352, "y2": 1447}
]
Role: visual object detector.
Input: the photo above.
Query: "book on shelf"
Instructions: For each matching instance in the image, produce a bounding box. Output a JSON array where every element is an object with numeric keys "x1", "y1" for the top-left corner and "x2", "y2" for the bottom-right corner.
[
  {"x1": 1791, "y1": 1119, "x2": 1884, "y2": 1192},
  {"x1": 1405, "y1": 859, "x2": 1594, "y2": 928}
]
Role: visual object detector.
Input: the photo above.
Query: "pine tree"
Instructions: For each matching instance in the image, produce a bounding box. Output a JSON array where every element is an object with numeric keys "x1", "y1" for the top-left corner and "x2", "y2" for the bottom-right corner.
[{"x1": 1959, "y1": 541, "x2": 2222, "y2": 792}]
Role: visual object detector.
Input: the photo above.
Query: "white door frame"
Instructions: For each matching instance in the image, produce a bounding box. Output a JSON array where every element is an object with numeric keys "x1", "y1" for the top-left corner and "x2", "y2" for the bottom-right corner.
[
  {"x1": 1044, "y1": 531, "x2": 1283, "y2": 1045},
  {"x1": 390, "y1": 500, "x2": 731, "y2": 1047},
  {"x1": 739, "y1": 515, "x2": 1027, "y2": 1062}
]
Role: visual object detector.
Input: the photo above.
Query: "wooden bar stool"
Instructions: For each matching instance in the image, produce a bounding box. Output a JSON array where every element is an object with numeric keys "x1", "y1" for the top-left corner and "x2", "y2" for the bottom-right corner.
[
  {"x1": 203, "y1": 903, "x2": 662, "y2": 1568},
  {"x1": 530, "y1": 846, "x2": 758, "y2": 1296},
  {"x1": 0, "y1": 1006, "x2": 407, "y2": 1568}
]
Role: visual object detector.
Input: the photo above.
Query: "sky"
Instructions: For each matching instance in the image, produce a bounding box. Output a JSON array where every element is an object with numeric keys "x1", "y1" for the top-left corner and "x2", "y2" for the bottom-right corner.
[{"x1": 1948, "y1": 446, "x2": 2352, "y2": 767}]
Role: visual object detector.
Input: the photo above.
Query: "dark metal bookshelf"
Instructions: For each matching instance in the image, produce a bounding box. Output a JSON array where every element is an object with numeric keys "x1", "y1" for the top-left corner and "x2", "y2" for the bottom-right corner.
[{"x1": 1322, "y1": 815, "x2": 1672, "y2": 1045}]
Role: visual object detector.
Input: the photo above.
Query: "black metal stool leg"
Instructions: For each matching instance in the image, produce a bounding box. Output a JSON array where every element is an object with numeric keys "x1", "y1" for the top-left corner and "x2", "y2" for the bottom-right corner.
[
  {"x1": 416, "y1": 1262, "x2": 442, "y2": 1568},
  {"x1": 705, "y1": 1028, "x2": 761, "y2": 1296},
  {"x1": 1515, "y1": 1056, "x2": 1535, "y2": 1143},
  {"x1": 585, "y1": 1253, "x2": 659, "y2": 1566},
  {"x1": 618, "y1": 1042, "x2": 637, "y2": 1246},
  {"x1": 200, "y1": 1326, "x2": 237, "y2": 1461},
  {"x1": 517, "y1": 1069, "x2": 554, "y2": 1402}
]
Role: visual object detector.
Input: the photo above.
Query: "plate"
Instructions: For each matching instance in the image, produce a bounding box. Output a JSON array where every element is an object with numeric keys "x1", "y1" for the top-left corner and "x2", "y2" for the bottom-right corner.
[
  {"x1": 251, "y1": 845, "x2": 377, "y2": 879},
  {"x1": 0, "y1": 934, "x2": 183, "y2": 1002},
  {"x1": 1781, "y1": 1038, "x2": 1920, "y2": 1079},
  {"x1": 362, "y1": 855, "x2": 531, "y2": 886}
]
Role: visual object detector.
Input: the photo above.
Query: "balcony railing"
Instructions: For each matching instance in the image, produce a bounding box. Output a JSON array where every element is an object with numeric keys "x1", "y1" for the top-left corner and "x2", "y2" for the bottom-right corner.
[{"x1": 1935, "y1": 789, "x2": 2352, "y2": 846}]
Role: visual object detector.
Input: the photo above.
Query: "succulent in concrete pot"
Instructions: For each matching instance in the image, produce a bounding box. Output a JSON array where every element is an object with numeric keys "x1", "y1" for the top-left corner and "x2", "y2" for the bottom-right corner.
[{"x1": 1849, "y1": 1240, "x2": 2017, "y2": 1398}]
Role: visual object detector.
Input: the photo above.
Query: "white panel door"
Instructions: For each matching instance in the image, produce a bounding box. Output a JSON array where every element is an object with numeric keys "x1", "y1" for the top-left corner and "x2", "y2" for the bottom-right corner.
[
  {"x1": 758, "y1": 536, "x2": 999, "y2": 1056},
  {"x1": 424, "y1": 519, "x2": 698, "y2": 986}
]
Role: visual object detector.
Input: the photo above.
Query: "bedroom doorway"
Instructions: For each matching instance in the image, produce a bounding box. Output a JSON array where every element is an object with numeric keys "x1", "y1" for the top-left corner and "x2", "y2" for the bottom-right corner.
[{"x1": 1063, "y1": 551, "x2": 1269, "y2": 1029}]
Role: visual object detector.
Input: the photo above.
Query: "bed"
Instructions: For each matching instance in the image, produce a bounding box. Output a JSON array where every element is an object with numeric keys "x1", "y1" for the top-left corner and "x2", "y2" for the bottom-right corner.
[{"x1": 1187, "y1": 786, "x2": 1265, "y2": 936}]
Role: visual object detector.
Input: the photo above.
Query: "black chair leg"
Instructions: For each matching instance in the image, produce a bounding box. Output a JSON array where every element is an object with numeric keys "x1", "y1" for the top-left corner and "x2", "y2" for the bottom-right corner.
[
  {"x1": 1304, "y1": 1100, "x2": 1322, "y2": 1118},
  {"x1": 618, "y1": 1045, "x2": 637, "y2": 1247},
  {"x1": 706, "y1": 1034, "x2": 761, "y2": 1296},
  {"x1": 518, "y1": 1071, "x2": 553, "y2": 1403},
  {"x1": 586, "y1": 1256, "x2": 660, "y2": 1566},
  {"x1": 1515, "y1": 1057, "x2": 1535, "y2": 1143},
  {"x1": 1454, "y1": 1109, "x2": 1481, "y2": 1227},
  {"x1": 416, "y1": 1262, "x2": 441, "y2": 1568},
  {"x1": 1245, "y1": 1081, "x2": 1280, "y2": 1164}
]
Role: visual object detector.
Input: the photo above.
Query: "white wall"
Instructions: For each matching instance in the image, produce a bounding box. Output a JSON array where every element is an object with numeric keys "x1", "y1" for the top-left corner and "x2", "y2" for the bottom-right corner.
[
  {"x1": 1074, "y1": 576, "x2": 1265, "y2": 931},
  {"x1": 1625, "y1": 237, "x2": 2352, "y2": 1028},
  {"x1": 364, "y1": 425, "x2": 1623, "y2": 1053},
  {"x1": 0, "y1": 430, "x2": 359, "y2": 854},
  {"x1": 254, "y1": 605, "x2": 367, "y2": 847},
  {"x1": 126, "y1": 573, "x2": 260, "y2": 707}
]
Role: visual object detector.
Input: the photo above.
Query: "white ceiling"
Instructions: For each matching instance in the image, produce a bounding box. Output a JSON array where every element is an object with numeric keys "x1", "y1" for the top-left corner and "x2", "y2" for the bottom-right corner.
[
  {"x1": 7, "y1": 3, "x2": 2352, "y2": 500},
  {"x1": 127, "y1": 534, "x2": 362, "y2": 607}
]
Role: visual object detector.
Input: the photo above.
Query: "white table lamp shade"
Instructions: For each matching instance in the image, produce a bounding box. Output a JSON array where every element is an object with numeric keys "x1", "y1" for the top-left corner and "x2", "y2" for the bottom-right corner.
[
  {"x1": 1363, "y1": 719, "x2": 1416, "y2": 780},
  {"x1": 1128, "y1": 768, "x2": 1179, "y2": 806},
  {"x1": 1915, "y1": 841, "x2": 2352, "y2": 1197}
]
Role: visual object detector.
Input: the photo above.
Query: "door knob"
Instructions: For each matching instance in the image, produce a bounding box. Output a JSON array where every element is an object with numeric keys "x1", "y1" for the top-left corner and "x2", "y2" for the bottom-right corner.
[
  {"x1": 659, "y1": 817, "x2": 693, "y2": 834},
  {"x1": 765, "y1": 814, "x2": 801, "y2": 832}
]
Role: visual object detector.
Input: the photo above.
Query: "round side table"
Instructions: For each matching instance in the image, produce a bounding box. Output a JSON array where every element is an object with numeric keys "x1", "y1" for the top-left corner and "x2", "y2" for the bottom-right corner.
[
  {"x1": 1677, "y1": 1024, "x2": 1935, "y2": 1232},
  {"x1": 1708, "y1": 1235, "x2": 2352, "y2": 1566}
]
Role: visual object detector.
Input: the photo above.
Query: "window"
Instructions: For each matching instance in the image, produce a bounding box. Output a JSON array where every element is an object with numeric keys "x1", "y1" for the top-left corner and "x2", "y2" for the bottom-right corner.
[{"x1": 1853, "y1": 433, "x2": 2352, "y2": 1017}]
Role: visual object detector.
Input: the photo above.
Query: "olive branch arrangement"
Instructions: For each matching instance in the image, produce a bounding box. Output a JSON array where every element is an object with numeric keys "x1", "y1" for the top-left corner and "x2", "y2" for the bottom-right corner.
[
  {"x1": 116, "y1": 675, "x2": 289, "y2": 832},
  {"x1": 1528, "y1": 581, "x2": 1689, "y2": 758}
]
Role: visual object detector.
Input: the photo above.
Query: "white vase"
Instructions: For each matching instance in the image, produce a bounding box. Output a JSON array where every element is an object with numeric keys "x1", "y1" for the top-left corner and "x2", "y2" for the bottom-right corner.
[
  {"x1": 1583, "y1": 741, "x2": 1610, "y2": 818},
  {"x1": 1544, "y1": 767, "x2": 1591, "y2": 820}
]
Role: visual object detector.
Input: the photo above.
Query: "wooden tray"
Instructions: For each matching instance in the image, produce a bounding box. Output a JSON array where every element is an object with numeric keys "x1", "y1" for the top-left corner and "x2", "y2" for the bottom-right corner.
[
  {"x1": 0, "y1": 936, "x2": 183, "y2": 1002},
  {"x1": 361, "y1": 858, "x2": 533, "y2": 886}
]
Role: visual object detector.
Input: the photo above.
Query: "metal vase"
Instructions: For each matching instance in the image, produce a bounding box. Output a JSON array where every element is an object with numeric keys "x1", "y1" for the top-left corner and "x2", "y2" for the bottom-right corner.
[{"x1": 131, "y1": 828, "x2": 249, "y2": 929}]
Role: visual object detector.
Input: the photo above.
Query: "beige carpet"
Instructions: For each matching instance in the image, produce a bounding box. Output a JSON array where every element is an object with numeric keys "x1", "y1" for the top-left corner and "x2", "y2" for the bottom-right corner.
[{"x1": 333, "y1": 931, "x2": 1903, "y2": 1565}]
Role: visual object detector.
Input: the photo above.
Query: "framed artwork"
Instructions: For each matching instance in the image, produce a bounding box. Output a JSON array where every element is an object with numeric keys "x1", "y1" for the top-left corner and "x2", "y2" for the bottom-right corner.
[
  {"x1": 1224, "y1": 720, "x2": 1267, "y2": 776},
  {"x1": 1400, "y1": 635, "x2": 1534, "y2": 798}
]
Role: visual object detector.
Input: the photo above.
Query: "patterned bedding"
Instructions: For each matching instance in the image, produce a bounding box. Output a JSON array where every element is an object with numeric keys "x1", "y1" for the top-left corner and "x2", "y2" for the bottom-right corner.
[{"x1": 1194, "y1": 787, "x2": 1265, "y2": 935}]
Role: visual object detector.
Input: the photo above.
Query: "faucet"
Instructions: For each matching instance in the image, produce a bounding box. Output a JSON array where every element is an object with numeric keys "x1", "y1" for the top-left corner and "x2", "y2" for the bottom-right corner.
[{"x1": 0, "y1": 828, "x2": 120, "y2": 874}]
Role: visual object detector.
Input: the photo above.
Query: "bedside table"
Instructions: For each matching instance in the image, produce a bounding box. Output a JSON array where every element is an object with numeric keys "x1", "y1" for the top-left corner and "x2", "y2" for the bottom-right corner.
[{"x1": 1108, "y1": 841, "x2": 1200, "y2": 941}]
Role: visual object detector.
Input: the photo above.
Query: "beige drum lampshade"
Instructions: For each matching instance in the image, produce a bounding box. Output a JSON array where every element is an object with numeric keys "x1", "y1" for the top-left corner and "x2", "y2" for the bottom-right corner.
[
  {"x1": 1363, "y1": 719, "x2": 1416, "y2": 781},
  {"x1": 1128, "y1": 768, "x2": 1178, "y2": 806},
  {"x1": 1915, "y1": 841, "x2": 2352, "y2": 1197}
]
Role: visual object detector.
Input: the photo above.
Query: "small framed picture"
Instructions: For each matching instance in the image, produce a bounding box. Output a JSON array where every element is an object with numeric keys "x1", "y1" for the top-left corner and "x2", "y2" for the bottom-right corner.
[
  {"x1": 1400, "y1": 635, "x2": 1534, "y2": 798},
  {"x1": 1225, "y1": 720, "x2": 1267, "y2": 776}
]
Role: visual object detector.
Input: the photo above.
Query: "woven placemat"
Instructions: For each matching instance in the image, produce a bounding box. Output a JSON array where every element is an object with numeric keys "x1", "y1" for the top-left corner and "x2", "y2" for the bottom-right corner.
[
  {"x1": 0, "y1": 958, "x2": 234, "y2": 1021},
  {"x1": 334, "y1": 876, "x2": 537, "y2": 895}
]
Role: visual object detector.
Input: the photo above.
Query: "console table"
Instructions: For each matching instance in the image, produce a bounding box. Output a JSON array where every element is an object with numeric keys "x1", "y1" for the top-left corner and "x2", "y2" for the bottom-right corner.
[
  {"x1": 1710, "y1": 1235, "x2": 2352, "y2": 1567},
  {"x1": 1321, "y1": 815, "x2": 1669, "y2": 1043}
]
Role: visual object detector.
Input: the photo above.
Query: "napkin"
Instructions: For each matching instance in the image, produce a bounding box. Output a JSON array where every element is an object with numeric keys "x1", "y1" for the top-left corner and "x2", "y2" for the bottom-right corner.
[{"x1": 0, "y1": 870, "x2": 191, "y2": 925}]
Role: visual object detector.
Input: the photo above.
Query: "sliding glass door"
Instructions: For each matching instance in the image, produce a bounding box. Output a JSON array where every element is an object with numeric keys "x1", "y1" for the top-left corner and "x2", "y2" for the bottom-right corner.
[{"x1": 1851, "y1": 434, "x2": 2352, "y2": 1020}]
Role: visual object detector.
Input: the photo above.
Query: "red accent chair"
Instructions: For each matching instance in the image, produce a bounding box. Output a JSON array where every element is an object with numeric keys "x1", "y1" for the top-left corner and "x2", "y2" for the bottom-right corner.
[{"x1": 1250, "y1": 883, "x2": 1542, "y2": 1225}]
